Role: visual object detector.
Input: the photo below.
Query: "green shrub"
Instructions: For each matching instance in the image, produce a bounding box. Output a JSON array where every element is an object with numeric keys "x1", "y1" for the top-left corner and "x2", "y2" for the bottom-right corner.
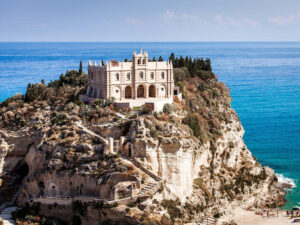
[
  {"x1": 24, "y1": 83, "x2": 54, "y2": 102},
  {"x1": 141, "y1": 104, "x2": 151, "y2": 114},
  {"x1": 173, "y1": 67, "x2": 190, "y2": 84},
  {"x1": 161, "y1": 199, "x2": 183, "y2": 222},
  {"x1": 150, "y1": 128, "x2": 158, "y2": 138},
  {"x1": 183, "y1": 114, "x2": 201, "y2": 137},
  {"x1": 163, "y1": 103, "x2": 176, "y2": 114}
]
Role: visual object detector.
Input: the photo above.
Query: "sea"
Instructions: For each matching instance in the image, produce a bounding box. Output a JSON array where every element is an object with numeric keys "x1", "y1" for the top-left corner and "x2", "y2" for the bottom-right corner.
[{"x1": 0, "y1": 42, "x2": 299, "y2": 209}]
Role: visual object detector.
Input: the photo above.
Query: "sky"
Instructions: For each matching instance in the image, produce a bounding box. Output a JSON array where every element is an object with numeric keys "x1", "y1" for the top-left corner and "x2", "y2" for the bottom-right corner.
[{"x1": 1, "y1": 0, "x2": 300, "y2": 42}]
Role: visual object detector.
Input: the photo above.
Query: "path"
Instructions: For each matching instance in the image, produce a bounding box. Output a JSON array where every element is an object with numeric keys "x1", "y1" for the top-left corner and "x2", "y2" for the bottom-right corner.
[
  {"x1": 75, "y1": 121, "x2": 108, "y2": 145},
  {"x1": 0, "y1": 207, "x2": 17, "y2": 225}
]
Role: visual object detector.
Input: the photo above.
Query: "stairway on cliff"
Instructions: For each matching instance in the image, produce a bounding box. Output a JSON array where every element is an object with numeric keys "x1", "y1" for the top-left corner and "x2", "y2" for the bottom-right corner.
[{"x1": 138, "y1": 180, "x2": 158, "y2": 195}]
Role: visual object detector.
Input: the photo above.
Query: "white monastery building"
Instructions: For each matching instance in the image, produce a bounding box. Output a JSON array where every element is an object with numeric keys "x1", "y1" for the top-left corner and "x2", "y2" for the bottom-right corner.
[{"x1": 82, "y1": 50, "x2": 180, "y2": 111}]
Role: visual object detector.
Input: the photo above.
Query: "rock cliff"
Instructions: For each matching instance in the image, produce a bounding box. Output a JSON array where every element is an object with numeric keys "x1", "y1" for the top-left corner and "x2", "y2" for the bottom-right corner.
[{"x1": 0, "y1": 68, "x2": 287, "y2": 225}]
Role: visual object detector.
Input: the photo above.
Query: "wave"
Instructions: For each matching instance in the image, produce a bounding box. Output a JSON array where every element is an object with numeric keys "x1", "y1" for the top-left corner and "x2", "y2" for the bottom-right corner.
[{"x1": 276, "y1": 173, "x2": 296, "y2": 188}]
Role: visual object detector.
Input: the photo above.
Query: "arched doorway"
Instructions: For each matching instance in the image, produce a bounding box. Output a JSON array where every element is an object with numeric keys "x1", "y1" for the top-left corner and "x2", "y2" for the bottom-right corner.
[
  {"x1": 149, "y1": 85, "x2": 156, "y2": 97},
  {"x1": 137, "y1": 85, "x2": 145, "y2": 98},
  {"x1": 125, "y1": 86, "x2": 132, "y2": 99}
]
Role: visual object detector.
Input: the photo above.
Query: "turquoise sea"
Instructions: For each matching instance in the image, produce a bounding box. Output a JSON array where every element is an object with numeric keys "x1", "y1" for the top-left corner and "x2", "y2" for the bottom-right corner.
[{"x1": 0, "y1": 42, "x2": 299, "y2": 209}]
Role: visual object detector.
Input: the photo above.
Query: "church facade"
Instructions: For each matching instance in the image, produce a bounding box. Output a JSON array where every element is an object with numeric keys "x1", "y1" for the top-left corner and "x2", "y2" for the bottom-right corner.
[{"x1": 86, "y1": 50, "x2": 174, "y2": 101}]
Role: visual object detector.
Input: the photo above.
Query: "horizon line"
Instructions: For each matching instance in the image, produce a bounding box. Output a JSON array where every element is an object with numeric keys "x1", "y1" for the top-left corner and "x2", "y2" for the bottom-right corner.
[{"x1": 1, "y1": 41, "x2": 300, "y2": 43}]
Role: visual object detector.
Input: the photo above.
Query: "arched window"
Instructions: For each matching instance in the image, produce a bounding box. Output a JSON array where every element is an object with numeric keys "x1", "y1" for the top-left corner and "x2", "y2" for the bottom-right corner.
[
  {"x1": 115, "y1": 73, "x2": 119, "y2": 81},
  {"x1": 161, "y1": 72, "x2": 165, "y2": 79},
  {"x1": 139, "y1": 72, "x2": 143, "y2": 79},
  {"x1": 142, "y1": 59, "x2": 145, "y2": 64},
  {"x1": 150, "y1": 72, "x2": 154, "y2": 79},
  {"x1": 91, "y1": 72, "x2": 94, "y2": 80},
  {"x1": 137, "y1": 59, "x2": 141, "y2": 64},
  {"x1": 127, "y1": 73, "x2": 130, "y2": 81}
]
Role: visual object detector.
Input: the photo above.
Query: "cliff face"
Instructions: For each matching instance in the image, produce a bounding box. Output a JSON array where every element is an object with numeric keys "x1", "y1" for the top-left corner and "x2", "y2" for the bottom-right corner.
[
  {"x1": 125, "y1": 105, "x2": 285, "y2": 223},
  {"x1": 0, "y1": 70, "x2": 287, "y2": 224}
]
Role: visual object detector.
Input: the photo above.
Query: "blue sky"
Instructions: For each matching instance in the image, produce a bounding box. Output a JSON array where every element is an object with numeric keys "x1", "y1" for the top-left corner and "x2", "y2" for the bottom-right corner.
[{"x1": 1, "y1": 0, "x2": 300, "y2": 41}]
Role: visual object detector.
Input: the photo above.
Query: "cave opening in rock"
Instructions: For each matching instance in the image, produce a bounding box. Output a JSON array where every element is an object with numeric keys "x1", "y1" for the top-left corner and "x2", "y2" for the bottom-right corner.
[{"x1": 14, "y1": 159, "x2": 29, "y2": 184}]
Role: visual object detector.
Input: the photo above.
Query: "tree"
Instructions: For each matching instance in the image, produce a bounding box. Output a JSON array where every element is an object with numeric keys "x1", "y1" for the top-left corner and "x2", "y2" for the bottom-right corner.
[
  {"x1": 79, "y1": 61, "x2": 83, "y2": 74},
  {"x1": 152, "y1": 57, "x2": 156, "y2": 61},
  {"x1": 158, "y1": 56, "x2": 163, "y2": 61},
  {"x1": 41, "y1": 79, "x2": 45, "y2": 85},
  {"x1": 169, "y1": 52, "x2": 175, "y2": 62}
]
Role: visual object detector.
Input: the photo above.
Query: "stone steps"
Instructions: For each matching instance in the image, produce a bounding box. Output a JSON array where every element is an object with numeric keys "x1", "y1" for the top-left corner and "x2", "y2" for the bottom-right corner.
[{"x1": 139, "y1": 181, "x2": 158, "y2": 195}]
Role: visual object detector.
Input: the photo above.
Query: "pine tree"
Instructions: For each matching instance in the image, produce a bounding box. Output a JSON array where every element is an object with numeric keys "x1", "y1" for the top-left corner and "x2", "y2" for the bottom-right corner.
[
  {"x1": 79, "y1": 61, "x2": 83, "y2": 74},
  {"x1": 158, "y1": 56, "x2": 163, "y2": 61}
]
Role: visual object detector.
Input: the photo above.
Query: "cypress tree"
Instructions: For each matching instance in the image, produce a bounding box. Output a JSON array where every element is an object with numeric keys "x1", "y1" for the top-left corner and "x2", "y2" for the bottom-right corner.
[
  {"x1": 79, "y1": 61, "x2": 83, "y2": 74},
  {"x1": 158, "y1": 56, "x2": 163, "y2": 61},
  {"x1": 169, "y1": 53, "x2": 175, "y2": 62}
]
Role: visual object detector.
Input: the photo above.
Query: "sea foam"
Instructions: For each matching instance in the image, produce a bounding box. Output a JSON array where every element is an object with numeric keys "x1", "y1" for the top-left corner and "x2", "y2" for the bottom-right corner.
[{"x1": 276, "y1": 173, "x2": 296, "y2": 188}]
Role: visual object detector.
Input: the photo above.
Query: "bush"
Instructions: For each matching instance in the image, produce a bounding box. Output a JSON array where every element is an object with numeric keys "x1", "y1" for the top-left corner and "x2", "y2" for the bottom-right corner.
[
  {"x1": 173, "y1": 67, "x2": 190, "y2": 84},
  {"x1": 52, "y1": 113, "x2": 69, "y2": 126},
  {"x1": 141, "y1": 104, "x2": 151, "y2": 114},
  {"x1": 150, "y1": 128, "x2": 158, "y2": 138},
  {"x1": 0, "y1": 93, "x2": 24, "y2": 107},
  {"x1": 48, "y1": 70, "x2": 87, "y2": 89},
  {"x1": 161, "y1": 199, "x2": 183, "y2": 222},
  {"x1": 183, "y1": 114, "x2": 201, "y2": 137},
  {"x1": 24, "y1": 83, "x2": 54, "y2": 102},
  {"x1": 163, "y1": 103, "x2": 176, "y2": 114}
]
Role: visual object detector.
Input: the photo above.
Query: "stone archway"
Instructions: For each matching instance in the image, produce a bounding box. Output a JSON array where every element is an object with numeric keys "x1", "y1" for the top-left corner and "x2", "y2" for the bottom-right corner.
[
  {"x1": 137, "y1": 85, "x2": 145, "y2": 98},
  {"x1": 149, "y1": 85, "x2": 156, "y2": 97},
  {"x1": 125, "y1": 86, "x2": 132, "y2": 99}
]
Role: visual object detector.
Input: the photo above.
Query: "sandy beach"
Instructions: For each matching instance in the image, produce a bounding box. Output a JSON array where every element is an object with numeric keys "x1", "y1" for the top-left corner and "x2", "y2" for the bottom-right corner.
[{"x1": 221, "y1": 207, "x2": 298, "y2": 225}]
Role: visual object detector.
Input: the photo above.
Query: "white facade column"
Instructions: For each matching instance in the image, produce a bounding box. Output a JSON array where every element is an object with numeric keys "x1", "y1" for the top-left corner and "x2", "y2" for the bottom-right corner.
[{"x1": 108, "y1": 137, "x2": 114, "y2": 153}]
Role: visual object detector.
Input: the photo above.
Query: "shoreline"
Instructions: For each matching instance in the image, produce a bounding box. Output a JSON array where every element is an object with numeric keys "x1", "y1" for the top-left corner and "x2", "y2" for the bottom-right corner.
[{"x1": 220, "y1": 207, "x2": 300, "y2": 225}]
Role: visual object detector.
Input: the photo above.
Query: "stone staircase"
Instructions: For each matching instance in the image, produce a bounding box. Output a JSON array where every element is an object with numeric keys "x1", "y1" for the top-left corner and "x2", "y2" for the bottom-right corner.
[
  {"x1": 0, "y1": 206, "x2": 17, "y2": 225},
  {"x1": 75, "y1": 121, "x2": 108, "y2": 145},
  {"x1": 139, "y1": 180, "x2": 158, "y2": 195},
  {"x1": 198, "y1": 216, "x2": 216, "y2": 225}
]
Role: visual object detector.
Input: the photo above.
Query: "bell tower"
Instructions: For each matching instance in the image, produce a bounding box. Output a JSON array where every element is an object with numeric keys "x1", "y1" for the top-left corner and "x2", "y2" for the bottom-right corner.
[{"x1": 132, "y1": 49, "x2": 148, "y2": 68}]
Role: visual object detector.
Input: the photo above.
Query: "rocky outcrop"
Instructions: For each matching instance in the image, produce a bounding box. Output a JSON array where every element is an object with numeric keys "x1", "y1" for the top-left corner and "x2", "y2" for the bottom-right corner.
[{"x1": 0, "y1": 72, "x2": 288, "y2": 225}]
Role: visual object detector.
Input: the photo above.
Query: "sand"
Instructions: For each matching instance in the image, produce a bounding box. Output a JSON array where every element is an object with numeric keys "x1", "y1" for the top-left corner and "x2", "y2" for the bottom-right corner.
[{"x1": 221, "y1": 207, "x2": 298, "y2": 225}]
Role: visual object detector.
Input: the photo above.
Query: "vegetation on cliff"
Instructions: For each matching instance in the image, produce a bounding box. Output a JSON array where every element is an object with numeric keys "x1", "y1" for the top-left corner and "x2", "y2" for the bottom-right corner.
[{"x1": 0, "y1": 57, "x2": 286, "y2": 225}]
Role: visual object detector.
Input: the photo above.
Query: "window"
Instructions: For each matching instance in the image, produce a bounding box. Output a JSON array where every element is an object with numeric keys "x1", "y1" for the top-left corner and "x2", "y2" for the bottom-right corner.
[
  {"x1": 115, "y1": 73, "x2": 119, "y2": 81},
  {"x1": 161, "y1": 72, "x2": 165, "y2": 79},
  {"x1": 142, "y1": 59, "x2": 145, "y2": 64},
  {"x1": 91, "y1": 72, "x2": 93, "y2": 80},
  {"x1": 150, "y1": 72, "x2": 154, "y2": 79},
  {"x1": 161, "y1": 87, "x2": 164, "y2": 91},
  {"x1": 137, "y1": 59, "x2": 141, "y2": 64},
  {"x1": 116, "y1": 90, "x2": 119, "y2": 93},
  {"x1": 139, "y1": 72, "x2": 143, "y2": 79},
  {"x1": 127, "y1": 73, "x2": 130, "y2": 81}
]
